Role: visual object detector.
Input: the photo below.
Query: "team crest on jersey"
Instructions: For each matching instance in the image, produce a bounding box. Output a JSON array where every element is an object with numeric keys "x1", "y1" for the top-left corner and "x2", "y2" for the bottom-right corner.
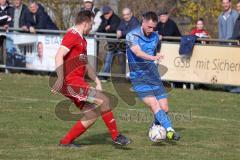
[
  {"x1": 71, "y1": 29, "x2": 77, "y2": 34},
  {"x1": 79, "y1": 54, "x2": 87, "y2": 61}
]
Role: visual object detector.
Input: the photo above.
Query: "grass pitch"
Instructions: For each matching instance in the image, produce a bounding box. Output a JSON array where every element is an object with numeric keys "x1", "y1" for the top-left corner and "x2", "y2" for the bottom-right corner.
[{"x1": 0, "y1": 73, "x2": 240, "y2": 160}]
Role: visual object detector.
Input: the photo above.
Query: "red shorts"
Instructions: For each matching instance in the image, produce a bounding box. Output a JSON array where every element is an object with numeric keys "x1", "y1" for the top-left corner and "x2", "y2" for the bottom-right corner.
[{"x1": 60, "y1": 82, "x2": 97, "y2": 110}]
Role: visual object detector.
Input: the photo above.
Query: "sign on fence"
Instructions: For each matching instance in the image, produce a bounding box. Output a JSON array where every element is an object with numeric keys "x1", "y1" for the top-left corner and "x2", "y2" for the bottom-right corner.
[
  {"x1": 5, "y1": 32, "x2": 95, "y2": 71},
  {"x1": 160, "y1": 43, "x2": 240, "y2": 86}
]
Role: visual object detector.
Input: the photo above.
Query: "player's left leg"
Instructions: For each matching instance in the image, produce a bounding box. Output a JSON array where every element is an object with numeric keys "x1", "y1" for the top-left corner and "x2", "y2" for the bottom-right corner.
[
  {"x1": 157, "y1": 98, "x2": 180, "y2": 140},
  {"x1": 93, "y1": 90, "x2": 131, "y2": 145}
]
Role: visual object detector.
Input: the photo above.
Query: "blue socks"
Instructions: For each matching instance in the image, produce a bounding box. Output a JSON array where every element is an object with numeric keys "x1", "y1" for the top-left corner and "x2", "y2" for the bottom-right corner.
[{"x1": 155, "y1": 110, "x2": 172, "y2": 129}]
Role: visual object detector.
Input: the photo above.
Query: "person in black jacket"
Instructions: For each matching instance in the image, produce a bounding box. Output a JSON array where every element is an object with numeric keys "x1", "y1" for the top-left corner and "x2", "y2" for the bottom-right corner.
[
  {"x1": 0, "y1": 0, "x2": 14, "y2": 31},
  {"x1": 232, "y1": 0, "x2": 240, "y2": 40},
  {"x1": 97, "y1": 6, "x2": 121, "y2": 80},
  {"x1": 25, "y1": 0, "x2": 58, "y2": 33},
  {"x1": 12, "y1": 0, "x2": 28, "y2": 30},
  {"x1": 98, "y1": 6, "x2": 120, "y2": 35},
  {"x1": 156, "y1": 9, "x2": 181, "y2": 40}
]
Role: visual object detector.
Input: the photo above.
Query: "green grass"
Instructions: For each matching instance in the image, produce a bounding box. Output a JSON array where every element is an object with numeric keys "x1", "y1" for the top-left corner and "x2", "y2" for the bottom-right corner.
[{"x1": 0, "y1": 73, "x2": 240, "y2": 160}]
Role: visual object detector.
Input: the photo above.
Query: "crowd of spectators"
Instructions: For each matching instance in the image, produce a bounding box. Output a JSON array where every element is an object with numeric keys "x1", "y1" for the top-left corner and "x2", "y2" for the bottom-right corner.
[
  {"x1": 0, "y1": 0, "x2": 239, "y2": 41},
  {"x1": 0, "y1": 0, "x2": 58, "y2": 32}
]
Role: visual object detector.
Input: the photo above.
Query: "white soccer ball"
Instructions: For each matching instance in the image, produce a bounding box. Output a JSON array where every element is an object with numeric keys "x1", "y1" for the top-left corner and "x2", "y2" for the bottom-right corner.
[{"x1": 148, "y1": 124, "x2": 167, "y2": 142}]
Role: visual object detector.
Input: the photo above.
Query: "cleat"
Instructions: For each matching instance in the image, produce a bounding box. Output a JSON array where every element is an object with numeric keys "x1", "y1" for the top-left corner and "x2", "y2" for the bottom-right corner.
[
  {"x1": 166, "y1": 131, "x2": 180, "y2": 141},
  {"x1": 113, "y1": 134, "x2": 132, "y2": 146}
]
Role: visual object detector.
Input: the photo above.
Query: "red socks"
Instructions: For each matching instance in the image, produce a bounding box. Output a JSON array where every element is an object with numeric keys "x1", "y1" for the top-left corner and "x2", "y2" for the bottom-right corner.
[
  {"x1": 101, "y1": 111, "x2": 119, "y2": 140},
  {"x1": 60, "y1": 111, "x2": 119, "y2": 144},
  {"x1": 60, "y1": 121, "x2": 86, "y2": 145}
]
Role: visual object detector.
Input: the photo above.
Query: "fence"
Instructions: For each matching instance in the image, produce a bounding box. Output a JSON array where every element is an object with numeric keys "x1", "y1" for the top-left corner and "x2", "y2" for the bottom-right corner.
[{"x1": 0, "y1": 28, "x2": 240, "y2": 86}]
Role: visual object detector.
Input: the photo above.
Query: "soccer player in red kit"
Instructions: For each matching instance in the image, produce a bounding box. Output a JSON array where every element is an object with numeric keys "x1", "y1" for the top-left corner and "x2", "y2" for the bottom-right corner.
[{"x1": 51, "y1": 10, "x2": 131, "y2": 147}]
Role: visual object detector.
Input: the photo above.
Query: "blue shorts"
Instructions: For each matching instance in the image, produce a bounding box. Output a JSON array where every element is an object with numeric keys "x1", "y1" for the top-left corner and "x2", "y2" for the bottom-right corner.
[{"x1": 133, "y1": 84, "x2": 168, "y2": 100}]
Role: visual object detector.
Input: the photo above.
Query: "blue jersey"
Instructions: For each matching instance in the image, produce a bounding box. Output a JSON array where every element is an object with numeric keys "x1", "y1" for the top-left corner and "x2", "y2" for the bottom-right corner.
[
  {"x1": 126, "y1": 27, "x2": 167, "y2": 99},
  {"x1": 126, "y1": 27, "x2": 159, "y2": 79}
]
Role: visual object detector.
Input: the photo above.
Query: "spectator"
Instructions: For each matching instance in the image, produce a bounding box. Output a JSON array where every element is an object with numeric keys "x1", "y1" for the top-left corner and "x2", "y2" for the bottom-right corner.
[
  {"x1": 97, "y1": 6, "x2": 121, "y2": 81},
  {"x1": 117, "y1": 8, "x2": 140, "y2": 39},
  {"x1": 156, "y1": 9, "x2": 182, "y2": 88},
  {"x1": 190, "y1": 18, "x2": 209, "y2": 38},
  {"x1": 80, "y1": 0, "x2": 102, "y2": 32},
  {"x1": 229, "y1": 0, "x2": 240, "y2": 93},
  {"x1": 190, "y1": 18, "x2": 210, "y2": 44},
  {"x1": 115, "y1": 8, "x2": 140, "y2": 74},
  {"x1": 218, "y1": 0, "x2": 238, "y2": 40},
  {"x1": 25, "y1": 0, "x2": 58, "y2": 33},
  {"x1": 98, "y1": 6, "x2": 120, "y2": 34},
  {"x1": 156, "y1": 9, "x2": 181, "y2": 40},
  {"x1": 0, "y1": 0, "x2": 14, "y2": 31},
  {"x1": 12, "y1": 0, "x2": 28, "y2": 30},
  {"x1": 232, "y1": 0, "x2": 240, "y2": 40}
]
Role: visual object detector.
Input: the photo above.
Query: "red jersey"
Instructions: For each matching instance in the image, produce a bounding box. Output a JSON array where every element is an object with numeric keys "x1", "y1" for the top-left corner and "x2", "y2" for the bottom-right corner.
[
  {"x1": 190, "y1": 28, "x2": 209, "y2": 38},
  {"x1": 61, "y1": 28, "x2": 88, "y2": 86}
]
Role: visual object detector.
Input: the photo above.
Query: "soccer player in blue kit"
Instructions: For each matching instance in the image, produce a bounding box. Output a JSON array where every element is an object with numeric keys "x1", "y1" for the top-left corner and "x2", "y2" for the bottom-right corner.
[{"x1": 126, "y1": 11, "x2": 180, "y2": 140}]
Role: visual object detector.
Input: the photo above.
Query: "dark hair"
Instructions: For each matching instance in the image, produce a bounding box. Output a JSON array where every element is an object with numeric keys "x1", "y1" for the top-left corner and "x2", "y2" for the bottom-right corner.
[
  {"x1": 75, "y1": 10, "x2": 94, "y2": 24},
  {"x1": 197, "y1": 18, "x2": 204, "y2": 23},
  {"x1": 142, "y1": 11, "x2": 158, "y2": 22},
  {"x1": 37, "y1": 41, "x2": 43, "y2": 46},
  {"x1": 237, "y1": 0, "x2": 240, "y2": 4},
  {"x1": 28, "y1": 0, "x2": 38, "y2": 5},
  {"x1": 158, "y1": 8, "x2": 168, "y2": 16}
]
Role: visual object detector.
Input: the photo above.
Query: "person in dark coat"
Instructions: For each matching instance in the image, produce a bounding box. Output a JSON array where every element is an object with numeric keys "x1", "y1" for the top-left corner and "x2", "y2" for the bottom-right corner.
[
  {"x1": 12, "y1": 0, "x2": 29, "y2": 30},
  {"x1": 0, "y1": 0, "x2": 14, "y2": 31},
  {"x1": 97, "y1": 6, "x2": 122, "y2": 80},
  {"x1": 156, "y1": 9, "x2": 181, "y2": 40},
  {"x1": 97, "y1": 6, "x2": 121, "y2": 34},
  {"x1": 25, "y1": 0, "x2": 58, "y2": 33}
]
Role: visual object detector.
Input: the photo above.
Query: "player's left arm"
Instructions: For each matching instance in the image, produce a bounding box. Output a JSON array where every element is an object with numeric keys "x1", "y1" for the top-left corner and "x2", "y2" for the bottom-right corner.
[
  {"x1": 155, "y1": 39, "x2": 164, "y2": 63},
  {"x1": 86, "y1": 64, "x2": 102, "y2": 91}
]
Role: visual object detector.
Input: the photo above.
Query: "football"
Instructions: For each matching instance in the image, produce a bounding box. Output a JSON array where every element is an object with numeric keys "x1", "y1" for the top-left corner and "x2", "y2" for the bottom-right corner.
[{"x1": 148, "y1": 124, "x2": 167, "y2": 142}]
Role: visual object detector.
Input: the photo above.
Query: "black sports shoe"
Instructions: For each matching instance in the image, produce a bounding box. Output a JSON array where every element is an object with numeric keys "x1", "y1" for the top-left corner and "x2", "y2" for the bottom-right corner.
[
  {"x1": 59, "y1": 142, "x2": 81, "y2": 148},
  {"x1": 113, "y1": 134, "x2": 131, "y2": 146}
]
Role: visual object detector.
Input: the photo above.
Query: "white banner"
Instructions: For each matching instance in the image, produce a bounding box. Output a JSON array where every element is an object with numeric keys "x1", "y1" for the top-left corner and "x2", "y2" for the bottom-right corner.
[{"x1": 6, "y1": 33, "x2": 95, "y2": 71}]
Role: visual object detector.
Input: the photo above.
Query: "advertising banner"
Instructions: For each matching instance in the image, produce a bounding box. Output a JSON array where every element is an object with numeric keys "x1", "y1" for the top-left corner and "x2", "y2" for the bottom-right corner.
[
  {"x1": 160, "y1": 43, "x2": 240, "y2": 86},
  {"x1": 5, "y1": 33, "x2": 95, "y2": 71}
]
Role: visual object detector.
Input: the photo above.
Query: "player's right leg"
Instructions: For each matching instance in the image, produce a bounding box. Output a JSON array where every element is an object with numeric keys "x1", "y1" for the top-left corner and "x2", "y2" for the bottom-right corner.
[
  {"x1": 141, "y1": 96, "x2": 180, "y2": 141},
  {"x1": 60, "y1": 103, "x2": 98, "y2": 147}
]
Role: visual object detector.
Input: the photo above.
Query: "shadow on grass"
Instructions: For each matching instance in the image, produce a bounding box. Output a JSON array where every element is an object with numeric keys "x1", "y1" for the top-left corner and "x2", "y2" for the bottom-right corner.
[
  {"x1": 76, "y1": 133, "x2": 111, "y2": 145},
  {"x1": 76, "y1": 132, "x2": 133, "y2": 150},
  {"x1": 175, "y1": 127, "x2": 186, "y2": 132},
  {"x1": 151, "y1": 140, "x2": 178, "y2": 147}
]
